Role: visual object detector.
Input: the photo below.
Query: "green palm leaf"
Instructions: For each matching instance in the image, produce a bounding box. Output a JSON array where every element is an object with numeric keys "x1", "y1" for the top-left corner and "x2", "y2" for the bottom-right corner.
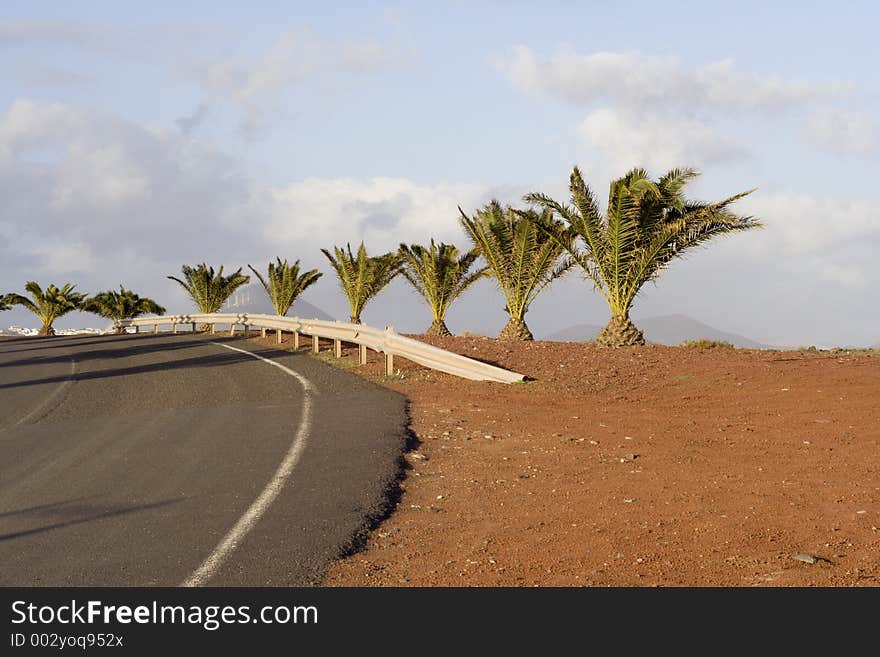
[
  {"x1": 459, "y1": 200, "x2": 571, "y2": 340},
  {"x1": 248, "y1": 258, "x2": 323, "y2": 316},
  {"x1": 398, "y1": 240, "x2": 487, "y2": 335},
  {"x1": 321, "y1": 243, "x2": 401, "y2": 323},
  {"x1": 525, "y1": 166, "x2": 762, "y2": 346},
  {"x1": 168, "y1": 263, "x2": 250, "y2": 314},
  {"x1": 6, "y1": 282, "x2": 87, "y2": 335},
  {"x1": 82, "y1": 286, "x2": 165, "y2": 332}
]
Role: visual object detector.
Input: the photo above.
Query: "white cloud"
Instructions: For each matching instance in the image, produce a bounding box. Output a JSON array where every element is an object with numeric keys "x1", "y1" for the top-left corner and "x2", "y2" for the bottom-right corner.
[
  {"x1": 496, "y1": 47, "x2": 837, "y2": 113},
  {"x1": 256, "y1": 177, "x2": 492, "y2": 255},
  {"x1": 0, "y1": 99, "x2": 496, "y2": 318},
  {"x1": 496, "y1": 47, "x2": 857, "y2": 174},
  {"x1": 0, "y1": 20, "x2": 126, "y2": 52},
  {"x1": 192, "y1": 30, "x2": 399, "y2": 127},
  {"x1": 807, "y1": 108, "x2": 878, "y2": 155},
  {"x1": 0, "y1": 99, "x2": 257, "y2": 305},
  {"x1": 578, "y1": 108, "x2": 747, "y2": 172},
  {"x1": 741, "y1": 193, "x2": 880, "y2": 255}
]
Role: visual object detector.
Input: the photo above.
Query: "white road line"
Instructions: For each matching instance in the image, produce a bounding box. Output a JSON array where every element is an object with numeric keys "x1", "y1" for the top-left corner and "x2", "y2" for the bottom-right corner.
[{"x1": 181, "y1": 341, "x2": 315, "y2": 587}]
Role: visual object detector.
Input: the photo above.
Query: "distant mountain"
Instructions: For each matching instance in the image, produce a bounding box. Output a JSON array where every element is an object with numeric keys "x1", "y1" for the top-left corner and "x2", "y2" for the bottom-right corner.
[
  {"x1": 545, "y1": 314, "x2": 768, "y2": 348},
  {"x1": 222, "y1": 284, "x2": 334, "y2": 321}
]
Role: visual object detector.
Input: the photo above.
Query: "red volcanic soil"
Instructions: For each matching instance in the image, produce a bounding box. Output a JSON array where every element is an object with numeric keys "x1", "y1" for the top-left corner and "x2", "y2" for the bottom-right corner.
[{"x1": 250, "y1": 333, "x2": 880, "y2": 586}]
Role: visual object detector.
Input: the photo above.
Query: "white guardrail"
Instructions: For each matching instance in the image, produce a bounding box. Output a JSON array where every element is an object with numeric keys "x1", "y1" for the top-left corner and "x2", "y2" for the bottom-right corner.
[{"x1": 114, "y1": 313, "x2": 525, "y2": 384}]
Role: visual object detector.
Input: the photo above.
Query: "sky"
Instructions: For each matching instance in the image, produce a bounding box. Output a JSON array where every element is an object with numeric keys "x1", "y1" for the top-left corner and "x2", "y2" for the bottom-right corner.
[{"x1": 1, "y1": 1, "x2": 878, "y2": 346}]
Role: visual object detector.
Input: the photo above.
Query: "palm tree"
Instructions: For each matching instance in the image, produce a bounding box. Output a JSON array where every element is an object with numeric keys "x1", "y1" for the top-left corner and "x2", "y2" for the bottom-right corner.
[
  {"x1": 459, "y1": 201, "x2": 571, "y2": 340},
  {"x1": 525, "y1": 166, "x2": 762, "y2": 347},
  {"x1": 321, "y1": 243, "x2": 401, "y2": 324},
  {"x1": 6, "y1": 282, "x2": 86, "y2": 336},
  {"x1": 398, "y1": 240, "x2": 487, "y2": 336},
  {"x1": 247, "y1": 258, "x2": 323, "y2": 316},
  {"x1": 0, "y1": 294, "x2": 11, "y2": 312},
  {"x1": 82, "y1": 286, "x2": 166, "y2": 333},
  {"x1": 168, "y1": 264, "x2": 250, "y2": 320}
]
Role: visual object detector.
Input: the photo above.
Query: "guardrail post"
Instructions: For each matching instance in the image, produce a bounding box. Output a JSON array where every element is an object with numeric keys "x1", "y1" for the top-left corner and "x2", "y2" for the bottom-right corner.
[
  {"x1": 172, "y1": 323, "x2": 177, "y2": 334},
  {"x1": 359, "y1": 344, "x2": 367, "y2": 365},
  {"x1": 261, "y1": 327, "x2": 267, "y2": 338},
  {"x1": 211, "y1": 324, "x2": 216, "y2": 335},
  {"x1": 384, "y1": 352, "x2": 394, "y2": 376},
  {"x1": 293, "y1": 331, "x2": 299, "y2": 349},
  {"x1": 312, "y1": 334, "x2": 319, "y2": 354},
  {"x1": 277, "y1": 329, "x2": 282, "y2": 344},
  {"x1": 244, "y1": 324, "x2": 249, "y2": 336},
  {"x1": 230, "y1": 324, "x2": 236, "y2": 336},
  {"x1": 153, "y1": 324, "x2": 158, "y2": 334},
  {"x1": 134, "y1": 325, "x2": 139, "y2": 334},
  {"x1": 191, "y1": 322, "x2": 196, "y2": 333},
  {"x1": 334, "y1": 339, "x2": 342, "y2": 358}
]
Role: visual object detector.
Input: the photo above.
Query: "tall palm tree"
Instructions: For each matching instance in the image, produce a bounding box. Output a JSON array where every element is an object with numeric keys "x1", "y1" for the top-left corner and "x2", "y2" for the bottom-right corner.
[
  {"x1": 321, "y1": 243, "x2": 401, "y2": 324},
  {"x1": 0, "y1": 294, "x2": 11, "y2": 312},
  {"x1": 82, "y1": 286, "x2": 166, "y2": 333},
  {"x1": 247, "y1": 258, "x2": 323, "y2": 316},
  {"x1": 459, "y1": 201, "x2": 571, "y2": 340},
  {"x1": 6, "y1": 282, "x2": 86, "y2": 336},
  {"x1": 167, "y1": 264, "x2": 250, "y2": 317},
  {"x1": 525, "y1": 166, "x2": 762, "y2": 347},
  {"x1": 398, "y1": 240, "x2": 487, "y2": 336}
]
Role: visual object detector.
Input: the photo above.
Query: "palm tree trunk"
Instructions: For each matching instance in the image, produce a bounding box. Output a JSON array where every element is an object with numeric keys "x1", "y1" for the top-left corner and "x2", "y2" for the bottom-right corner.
[
  {"x1": 595, "y1": 314, "x2": 645, "y2": 347},
  {"x1": 350, "y1": 315, "x2": 361, "y2": 324},
  {"x1": 426, "y1": 318, "x2": 452, "y2": 337},
  {"x1": 498, "y1": 317, "x2": 533, "y2": 341},
  {"x1": 38, "y1": 323, "x2": 55, "y2": 336}
]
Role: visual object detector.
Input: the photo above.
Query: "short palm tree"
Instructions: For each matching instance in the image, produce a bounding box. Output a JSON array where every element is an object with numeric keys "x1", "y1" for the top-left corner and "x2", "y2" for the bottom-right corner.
[
  {"x1": 247, "y1": 258, "x2": 323, "y2": 316},
  {"x1": 6, "y1": 282, "x2": 86, "y2": 336},
  {"x1": 82, "y1": 286, "x2": 166, "y2": 332},
  {"x1": 167, "y1": 264, "x2": 250, "y2": 319},
  {"x1": 525, "y1": 166, "x2": 762, "y2": 347},
  {"x1": 459, "y1": 201, "x2": 571, "y2": 340},
  {"x1": 398, "y1": 240, "x2": 487, "y2": 336},
  {"x1": 321, "y1": 243, "x2": 401, "y2": 324}
]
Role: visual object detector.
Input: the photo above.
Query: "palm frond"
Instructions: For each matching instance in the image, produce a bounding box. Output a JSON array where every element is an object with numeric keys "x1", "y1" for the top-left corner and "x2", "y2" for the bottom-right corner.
[
  {"x1": 249, "y1": 258, "x2": 322, "y2": 316},
  {"x1": 167, "y1": 264, "x2": 250, "y2": 313},
  {"x1": 322, "y1": 243, "x2": 401, "y2": 323},
  {"x1": 83, "y1": 286, "x2": 165, "y2": 321},
  {"x1": 398, "y1": 240, "x2": 487, "y2": 326},
  {"x1": 460, "y1": 201, "x2": 569, "y2": 322},
  {"x1": 523, "y1": 166, "x2": 762, "y2": 318}
]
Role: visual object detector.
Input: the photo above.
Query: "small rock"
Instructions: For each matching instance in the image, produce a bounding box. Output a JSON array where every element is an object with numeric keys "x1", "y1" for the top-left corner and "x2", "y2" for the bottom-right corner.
[
  {"x1": 410, "y1": 453, "x2": 429, "y2": 461},
  {"x1": 589, "y1": 440, "x2": 599, "y2": 445},
  {"x1": 793, "y1": 553, "x2": 818, "y2": 564},
  {"x1": 623, "y1": 498, "x2": 636, "y2": 504},
  {"x1": 624, "y1": 453, "x2": 639, "y2": 461}
]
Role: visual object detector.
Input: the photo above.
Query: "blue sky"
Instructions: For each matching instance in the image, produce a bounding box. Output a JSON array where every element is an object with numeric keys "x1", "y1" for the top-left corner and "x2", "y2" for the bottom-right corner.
[{"x1": 1, "y1": 2, "x2": 878, "y2": 345}]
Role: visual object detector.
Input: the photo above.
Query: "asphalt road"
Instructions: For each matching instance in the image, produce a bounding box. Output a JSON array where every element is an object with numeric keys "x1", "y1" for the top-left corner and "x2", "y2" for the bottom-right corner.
[{"x1": 0, "y1": 333, "x2": 407, "y2": 586}]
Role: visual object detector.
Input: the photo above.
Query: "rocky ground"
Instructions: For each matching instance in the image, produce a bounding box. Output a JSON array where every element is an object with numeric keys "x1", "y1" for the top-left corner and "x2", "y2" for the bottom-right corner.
[{"x1": 249, "y1": 333, "x2": 880, "y2": 586}]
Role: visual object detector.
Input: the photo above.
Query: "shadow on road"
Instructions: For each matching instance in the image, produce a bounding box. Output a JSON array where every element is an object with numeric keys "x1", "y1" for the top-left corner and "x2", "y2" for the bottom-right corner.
[
  {"x1": 0, "y1": 497, "x2": 184, "y2": 542},
  {"x1": 0, "y1": 336, "x2": 309, "y2": 390},
  {"x1": 0, "y1": 336, "x2": 205, "y2": 369}
]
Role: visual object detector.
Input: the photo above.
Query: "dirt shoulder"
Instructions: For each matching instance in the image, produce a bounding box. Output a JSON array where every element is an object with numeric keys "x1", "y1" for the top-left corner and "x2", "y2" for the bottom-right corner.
[{"x1": 249, "y1": 333, "x2": 880, "y2": 586}]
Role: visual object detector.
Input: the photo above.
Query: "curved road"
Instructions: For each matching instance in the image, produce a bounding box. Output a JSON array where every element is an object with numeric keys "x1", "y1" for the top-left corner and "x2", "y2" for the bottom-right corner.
[{"x1": 0, "y1": 333, "x2": 407, "y2": 586}]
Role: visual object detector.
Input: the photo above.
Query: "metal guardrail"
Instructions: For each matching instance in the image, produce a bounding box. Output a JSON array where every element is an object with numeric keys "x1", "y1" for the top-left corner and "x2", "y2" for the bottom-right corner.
[{"x1": 114, "y1": 313, "x2": 525, "y2": 384}]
